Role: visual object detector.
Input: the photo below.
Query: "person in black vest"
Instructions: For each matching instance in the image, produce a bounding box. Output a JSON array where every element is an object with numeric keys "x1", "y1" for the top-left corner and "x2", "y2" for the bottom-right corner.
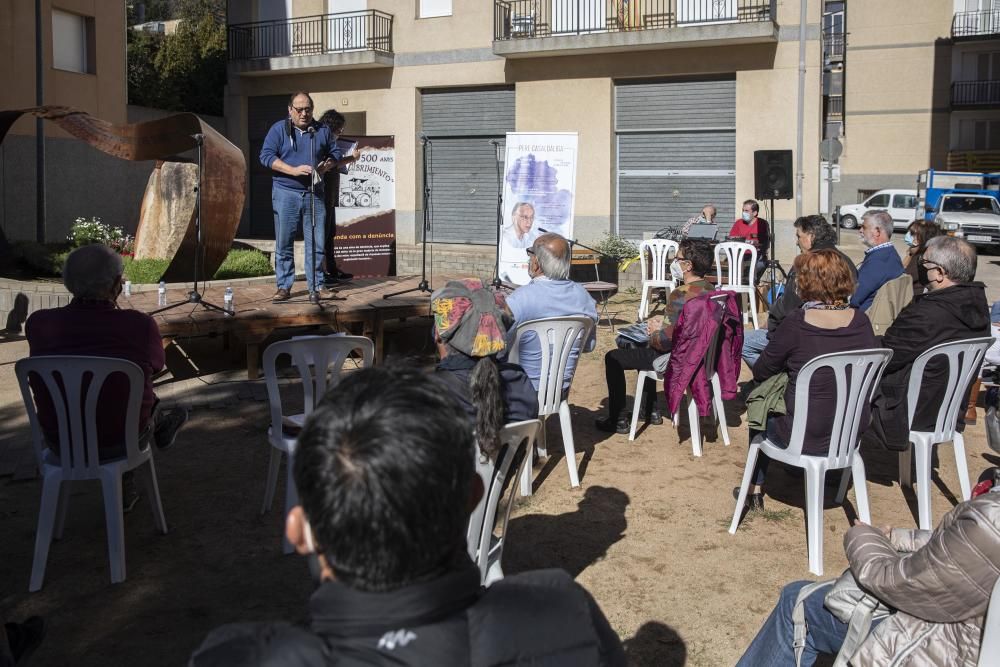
[
  {"x1": 318, "y1": 109, "x2": 358, "y2": 286},
  {"x1": 189, "y1": 366, "x2": 625, "y2": 667}
]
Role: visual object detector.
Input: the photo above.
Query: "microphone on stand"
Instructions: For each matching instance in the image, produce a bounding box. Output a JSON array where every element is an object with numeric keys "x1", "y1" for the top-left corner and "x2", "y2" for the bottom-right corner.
[
  {"x1": 418, "y1": 132, "x2": 432, "y2": 144},
  {"x1": 537, "y1": 227, "x2": 574, "y2": 245},
  {"x1": 305, "y1": 126, "x2": 317, "y2": 134},
  {"x1": 488, "y1": 139, "x2": 501, "y2": 146},
  {"x1": 191, "y1": 133, "x2": 204, "y2": 144}
]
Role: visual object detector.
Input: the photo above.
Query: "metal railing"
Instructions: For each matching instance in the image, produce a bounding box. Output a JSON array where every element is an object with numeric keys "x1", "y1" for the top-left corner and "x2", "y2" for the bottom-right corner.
[
  {"x1": 826, "y1": 95, "x2": 843, "y2": 119},
  {"x1": 952, "y1": 80, "x2": 1000, "y2": 106},
  {"x1": 228, "y1": 11, "x2": 393, "y2": 60},
  {"x1": 951, "y1": 9, "x2": 1000, "y2": 38},
  {"x1": 494, "y1": 0, "x2": 774, "y2": 40},
  {"x1": 823, "y1": 32, "x2": 845, "y2": 61}
]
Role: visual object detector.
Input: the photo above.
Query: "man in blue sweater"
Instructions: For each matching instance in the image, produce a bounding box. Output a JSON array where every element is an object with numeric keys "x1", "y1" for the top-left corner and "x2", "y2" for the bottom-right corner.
[
  {"x1": 851, "y1": 210, "x2": 903, "y2": 311},
  {"x1": 259, "y1": 92, "x2": 358, "y2": 302}
]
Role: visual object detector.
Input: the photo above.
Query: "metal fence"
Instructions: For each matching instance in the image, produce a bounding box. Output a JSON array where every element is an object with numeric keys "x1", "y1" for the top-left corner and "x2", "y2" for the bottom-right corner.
[
  {"x1": 823, "y1": 32, "x2": 845, "y2": 61},
  {"x1": 494, "y1": 0, "x2": 774, "y2": 39},
  {"x1": 951, "y1": 9, "x2": 1000, "y2": 38},
  {"x1": 228, "y1": 11, "x2": 393, "y2": 60},
  {"x1": 952, "y1": 80, "x2": 1000, "y2": 107}
]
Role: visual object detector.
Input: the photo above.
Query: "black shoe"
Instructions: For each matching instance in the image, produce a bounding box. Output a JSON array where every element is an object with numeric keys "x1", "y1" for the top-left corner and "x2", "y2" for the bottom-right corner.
[
  {"x1": 154, "y1": 408, "x2": 189, "y2": 450},
  {"x1": 646, "y1": 407, "x2": 663, "y2": 426},
  {"x1": 733, "y1": 486, "x2": 765, "y2": 512},
  {"x1": 595, "y1": 415, "x2": 630, "y2": 435},
  {"x1": 325, "y1": 269, "x2": 353, "y2": 286}
]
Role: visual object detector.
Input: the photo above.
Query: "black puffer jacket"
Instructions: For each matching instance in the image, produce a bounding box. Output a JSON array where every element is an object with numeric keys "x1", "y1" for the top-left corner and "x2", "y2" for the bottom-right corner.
[
  {"x1": 871, "y1": 282, "x2": 991, "y2": 450},
  {"x1": 189, "y1": 566, "x2": 626, "y2": 667}
]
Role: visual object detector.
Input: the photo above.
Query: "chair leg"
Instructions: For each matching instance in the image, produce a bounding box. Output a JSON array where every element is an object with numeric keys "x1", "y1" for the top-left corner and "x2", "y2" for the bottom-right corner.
[
  {"x1": 54, "y1": 481, "x2": 71, "y2": 540},
  {"x1": 688, "y1": 392, "x2": 702, "y2": 457},
  {"x1": 537, "y1": 415, "x2": 548, "y2": 458},
  {"x1": 711, "y1": 373, "x2": 730, "y2": 446},
  {"x1": 519, "y1": 447, "x2": 533, "y2": 497},
  {"x1": 914, "y1": 440, "x2": 933, "y2": 531},
  {"x1": 850, "y1": 458, "x2": 871, "y2": 524},
  {"x1": 899, "y1": 445, "x2": 913, "y2": 488},
  {"x1": 952, "y1": 432, "x2": 972, "y2": 501},
  {"x1": 99, "y1": 472, "x2": 127, "y2": 584},
  {"x1": 558, "y1": 401, "x2": 580, "y2": 488},
  {"x1": 261, "y1": 446, "x2": 281, "y2": 515},
  {"x1": 142, "y1": 457, "x2": 168, "y2": 535},
  {"x1": 729, "y1": 443, "x2": 760, "y2": 534},
  {"x1": 628, "y1": 372, "x2": 646, "y2": 441},
  {"x1": 748, "y1": 289, "x2": 760, "y2": 330},
  {"x1": 805, "y1": 467, "x2": 825, "y2": 576},
  {"x1": 282, "y1": 456, "x2": 299, "y2": 555},
  {"x1": 29, "y1": 476, "x2": 63, "y2": 592},
  {"x1": 638, "y1": 286, "x2": 650, "y2": 322}
]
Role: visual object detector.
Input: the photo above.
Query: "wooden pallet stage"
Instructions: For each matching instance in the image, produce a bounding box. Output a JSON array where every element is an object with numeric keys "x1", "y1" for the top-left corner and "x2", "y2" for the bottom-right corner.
[{"x1": 121, "y1": 275, "x2": 440, "y2": 378}]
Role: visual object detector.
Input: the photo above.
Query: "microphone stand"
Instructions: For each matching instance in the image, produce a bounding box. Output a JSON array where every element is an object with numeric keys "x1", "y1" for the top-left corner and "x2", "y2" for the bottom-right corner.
[
  {"x1": 490, "y1": 139, "x2": 504, "y2": 290},
  {"x1": 152, "y1": 133, "x2": 231, "y2": 316},
  {"x1": 384, "y1": 135, "x2": 434, "y2": 299}
]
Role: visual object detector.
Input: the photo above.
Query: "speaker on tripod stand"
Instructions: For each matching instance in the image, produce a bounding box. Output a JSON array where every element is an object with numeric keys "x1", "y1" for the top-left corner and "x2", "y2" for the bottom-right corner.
[{"x1": 753, "y1": 150, "x2": 793, "y2": 299}]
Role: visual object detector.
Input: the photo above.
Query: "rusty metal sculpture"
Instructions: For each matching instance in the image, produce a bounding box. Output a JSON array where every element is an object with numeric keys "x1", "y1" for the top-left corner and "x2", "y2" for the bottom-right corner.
[{"x1": 0, "y1": 106, "x2": 246, "y2": 283}]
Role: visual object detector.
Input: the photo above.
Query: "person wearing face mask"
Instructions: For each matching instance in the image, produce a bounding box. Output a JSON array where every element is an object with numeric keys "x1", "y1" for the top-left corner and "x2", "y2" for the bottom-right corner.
[
  {"x1": 869, "y1": 236, "x2": 990, "y2": 451},
  {"x1": 901, "y1": 219, "x2": 943, "y2": 298},
  {"x1": 680, "y1": 204, "x2": 718, "y2": 238},
  {"x1": 318, "y1": 109, "x2": 361, "y2": 287},
  {"x1": 728, "y1": 199, "x2": 770, "y2": 276},
  {"x1": 596, "y1": 239, "x2": 717, "y2": 434},
  {"x1": 190, "y1": 367, "x2": 626, "y2": 667},
  {"x1": 850, "y1": 210, "x2": 904, "y2": 311}
]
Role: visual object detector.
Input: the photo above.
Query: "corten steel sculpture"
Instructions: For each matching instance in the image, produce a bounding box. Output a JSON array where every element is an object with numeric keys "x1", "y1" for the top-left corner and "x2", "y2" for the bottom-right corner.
[{"x1": 0, "y1": 106, "x2": 246, "y2": 283}]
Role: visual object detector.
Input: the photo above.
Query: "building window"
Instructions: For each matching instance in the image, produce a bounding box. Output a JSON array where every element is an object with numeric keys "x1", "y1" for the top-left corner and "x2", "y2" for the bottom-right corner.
[
  {"x1": 52, "y1": 9, "x2": 96, "y2": 74},
  {"x1": 419, "y1": 0, "x2": 452, "y2": 18},
  {"x1": 958, "y1": 119, "x2": 1000, "y2": 150}
]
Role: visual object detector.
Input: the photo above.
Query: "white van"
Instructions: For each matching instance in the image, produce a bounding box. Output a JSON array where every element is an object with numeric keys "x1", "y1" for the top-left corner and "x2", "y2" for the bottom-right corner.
[{"x1": 837, "y1": 189, "x2": 919, "y2": 230}]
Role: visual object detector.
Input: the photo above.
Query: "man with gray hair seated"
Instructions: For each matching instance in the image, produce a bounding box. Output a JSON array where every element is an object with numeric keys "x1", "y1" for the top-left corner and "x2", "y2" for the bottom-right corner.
[
  {"x1": 851, "y1": 209, "x2": 903, "y2": 311},
  {"x1": 506, "y1": 233, "x2": 598, "y2": 391},
  {"x1": 870, "y1": 236, "x2": 990, "y2": 449},
  {"x1": 25, "y1": 244, "x2": 188, "y2": 510}
]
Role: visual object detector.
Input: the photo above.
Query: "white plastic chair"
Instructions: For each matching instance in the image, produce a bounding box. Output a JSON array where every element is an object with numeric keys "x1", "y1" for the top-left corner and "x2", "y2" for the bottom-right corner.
[
  {"x1": 508, "y1": 316, "x2": 595, "y2": 495},
  {"x1": 715, "y1": 241, "x2": 760, "y2": 329},
  {"x1": 15, "y1": 356, "x2": 168, "y2": 591},
  {"x1": 729, "y1": 349, "x2": 893, "y2": 575},
  {"x1": 979, "y1": 573, "x2": 1000, "y2": 667},
  {"x1": 261, "y1": 334, "x2": 374, "y2": 553},
  {"x1": 628, "y1": 292, "x2": 731, "y2": 456},
  {"x1": 637, "y1": 239, "x2": 679, "y2": 321},
  {"x1": 467, "y1": 419, "x2": 540, "y2": 586},
  {"x1": 898, "y1": 337, "x2": 992, "y2": 530}
]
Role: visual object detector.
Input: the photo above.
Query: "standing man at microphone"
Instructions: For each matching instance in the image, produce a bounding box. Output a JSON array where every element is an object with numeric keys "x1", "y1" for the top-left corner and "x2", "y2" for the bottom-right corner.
[{"x1": 259, "y1": 92, "x2": 358, "y2": 302}]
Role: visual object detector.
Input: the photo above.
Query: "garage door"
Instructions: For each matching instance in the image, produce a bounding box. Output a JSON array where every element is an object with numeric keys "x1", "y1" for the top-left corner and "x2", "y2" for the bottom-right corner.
[
  {"x1": 615, "y1": 79, "x2": 736, "y2": 238},
  {"x1": 420, "y1": 87, "x2": 515, "y2": 245}
]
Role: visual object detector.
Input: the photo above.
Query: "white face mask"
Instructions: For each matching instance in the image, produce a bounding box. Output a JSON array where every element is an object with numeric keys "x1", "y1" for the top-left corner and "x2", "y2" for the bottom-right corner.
[
  {"x1": 670, "y1": 259, "x2": 686, "y2": 281},
  {"x1": 742, "y1": 211, "x2": 753, "y2": 222}
]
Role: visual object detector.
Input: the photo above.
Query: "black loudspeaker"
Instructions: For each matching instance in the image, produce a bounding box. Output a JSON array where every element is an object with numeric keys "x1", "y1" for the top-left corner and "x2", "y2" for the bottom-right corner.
[{"x1": 754, "y1": 150, "x2": 794, "y2": 200}]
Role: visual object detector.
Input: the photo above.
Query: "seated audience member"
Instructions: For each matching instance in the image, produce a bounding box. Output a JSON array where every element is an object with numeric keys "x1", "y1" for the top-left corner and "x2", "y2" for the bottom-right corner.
[
  {"x1": 190, "y1": 367, "x2": 626, "y2": 666},
  {"x1": 431, "y1": 279, "x2": 538, "y2": 461},
  {"x1": 25, "y1": 244, "x2": 188, "y2": 458},
  {"x1": 595, "y1": 239, "x2": 716, "y2": 434},
  {"x1": 851, "y1": 210, "x2": 904, "y2": 311},
  {"x1": 680, "y1": 203, "x2": 718, "y2": 237},
  {"x1": 870, "y1": 236, "x2": 990, "y2": 450},
  {"x1": 901, "y1": 219, "x2": 943, "y2": 298},
  {"x1": 742, "y1": 215, "x2": 855, "y2": 367},
  {"x1": 736, "y1": 481, "x2": 1000, "y2": 666},
  {"x1": 506, "y1": 233, "x2": 598, "y2": 391},
  {"x1": 740, "y1": 250, "x2": 876, "y2": 510},
  {"x1": 728, "y1": 199, "x2": 770, "y2": 279}
]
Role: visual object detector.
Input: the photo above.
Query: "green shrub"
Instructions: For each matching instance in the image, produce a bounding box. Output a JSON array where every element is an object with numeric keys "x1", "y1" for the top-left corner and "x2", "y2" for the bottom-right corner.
[
  {"x1": 213, "y1": 249, "x2": 274, "y2": 280},
  {"x1": 594, "y1": 233, "x2": 639, "y2": 262},
  {"x1": 123, "y1": 257, "x2": 170, "y2": 284},
  {"x1": 11, "y1": 241, "x2": 69, "y2": 276},
  {"x1": 67, "y1": 217, "x2": 135, "y2": 254}
]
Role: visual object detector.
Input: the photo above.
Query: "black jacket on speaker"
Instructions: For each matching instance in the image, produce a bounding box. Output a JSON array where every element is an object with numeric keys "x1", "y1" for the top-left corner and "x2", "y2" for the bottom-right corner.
[{"x1": 188, "y1": 565, "x2": 627, "y2": 667}]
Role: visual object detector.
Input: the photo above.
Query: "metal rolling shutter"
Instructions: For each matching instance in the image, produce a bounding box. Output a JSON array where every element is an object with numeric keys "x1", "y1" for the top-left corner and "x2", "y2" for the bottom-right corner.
[
  {"x1": 615, "y1": 79, "x2": 736, "y2": 238},
  {"x1": 420, "y1": 87, "x2": 515, "y2": 245},
  {"x1": 247, "y1": 95, "x2": 292, "y2": 238}
]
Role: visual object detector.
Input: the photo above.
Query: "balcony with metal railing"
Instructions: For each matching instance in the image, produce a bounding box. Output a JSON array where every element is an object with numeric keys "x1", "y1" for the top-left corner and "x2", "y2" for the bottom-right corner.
[
  {"x1": 493, "y1": 0, "x2": 777, "y2": 58},
  {"x1": 823, "y1": 32, "x2": 844, "y2": 64},
  {"x1": 951, "y1": 9, "x2": 1000, "y2": 39},
  {"x1": 228, "y1": 11, "x2": 394, "y2": 75},
  {"x1": 952, "y1": 80, "x2": 1000, "y2": 107}
]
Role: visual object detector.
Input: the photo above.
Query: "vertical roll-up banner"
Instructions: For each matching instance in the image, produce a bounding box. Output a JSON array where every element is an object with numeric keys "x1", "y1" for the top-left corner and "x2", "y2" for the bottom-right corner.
[
  {"x1": 334, "y1": 135, "x2": 396, "y2": 277},
  {"x1": 498, "y1": 132, "x2": 578, "y2": 285}
]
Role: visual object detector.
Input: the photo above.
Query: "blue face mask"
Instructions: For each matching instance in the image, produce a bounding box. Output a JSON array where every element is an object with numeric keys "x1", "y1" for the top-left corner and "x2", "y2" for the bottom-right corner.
[
  {"x1": 904, "y1": 231, "x2": 915, "y2": 247},
  {"x1": 742, "y1": 211, "x2": 753, "y2": 222}
]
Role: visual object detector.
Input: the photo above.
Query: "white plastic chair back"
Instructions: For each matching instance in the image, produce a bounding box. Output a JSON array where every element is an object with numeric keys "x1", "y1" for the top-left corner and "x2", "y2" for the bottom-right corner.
[
  {"x1": 639, "y1": 239, "x2": 678, "y2": 284},
  {"x1": 508, "y1": 316, "x2": 594, "y2": 418},
  {"x1": 979, "y1": 574, "x2": 1000, "y2": 666},
  {"x1": 906, "y1": 337, "x2": 993, "y2": 442},
  {"x1": 715, "y1": 241, "x2": 758, "y2": 288},
  {"x1": 784, "y1": 349, "x2": 894, "y2": 469},
  {"x1": 16, "y1": 356, "x2": 147, "y2": 475},
  {"x1": 468, "y1": 419, "x2": 539, "y2": 585}
]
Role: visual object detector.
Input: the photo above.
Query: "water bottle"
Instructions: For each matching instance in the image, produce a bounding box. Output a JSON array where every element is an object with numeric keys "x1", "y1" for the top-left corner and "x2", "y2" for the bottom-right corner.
[
  {"x1": 224, "y1": 286, "x2": 234, "y2": 315},
  {"x1": 123, "y1": 280, "x2": 131, "y2": 298},
  {"x1": 158, "y1": 280, "x2": 166, "y2": 306}
]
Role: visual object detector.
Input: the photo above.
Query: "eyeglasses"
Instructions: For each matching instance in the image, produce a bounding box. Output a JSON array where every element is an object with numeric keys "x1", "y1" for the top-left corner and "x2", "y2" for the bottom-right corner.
[
  {"x1": 291, "y1": 106, "x2": 313, "y2": 114},
  {"x1": 920, "y1": 259, "x2": 942, "y2": 272},
  {"x1": 526, "y1": 247, "x2": 536, "y2": 256},
  {"x1": 515, "y1": 213, "x2": 534, "y2": 221}
]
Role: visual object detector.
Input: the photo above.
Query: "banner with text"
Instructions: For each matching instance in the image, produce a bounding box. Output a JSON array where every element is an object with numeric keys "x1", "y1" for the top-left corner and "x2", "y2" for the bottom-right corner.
[{"x1": 334, "y1": 135, "x2": 396, "y2": 277}]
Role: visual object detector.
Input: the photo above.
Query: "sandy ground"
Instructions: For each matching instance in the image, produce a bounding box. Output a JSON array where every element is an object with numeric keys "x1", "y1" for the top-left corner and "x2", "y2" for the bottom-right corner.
[{"x1": 1, "y1": 277, "x2": 998, "y2": 666}]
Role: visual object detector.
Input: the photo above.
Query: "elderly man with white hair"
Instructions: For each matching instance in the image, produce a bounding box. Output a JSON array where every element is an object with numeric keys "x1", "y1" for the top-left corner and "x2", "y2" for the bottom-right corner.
[
  {"x1": 25, "y1": 244, "x2": 188, "y2": 509},
  {"x1": 851, "y1": 209, "x2": 904, "y2": 311}
]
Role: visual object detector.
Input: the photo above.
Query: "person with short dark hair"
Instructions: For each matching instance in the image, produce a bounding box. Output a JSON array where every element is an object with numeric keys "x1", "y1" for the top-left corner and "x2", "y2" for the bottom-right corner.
[
  {"x1": 595, "y1": 239, "x2": 715, "y2": 434},
  {"x1": 190, "y1": 367, "x2": 626, "y2": 666},
  {"x1": 901, "y1": 219, "x2": 943, "y2": 298},
  {"x1": 317, "y1": 108, "x2": 359, "y2": 286}
]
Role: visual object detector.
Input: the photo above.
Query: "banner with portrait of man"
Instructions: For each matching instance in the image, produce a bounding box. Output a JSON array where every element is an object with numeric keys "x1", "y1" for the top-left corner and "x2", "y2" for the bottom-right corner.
[{"x1": 498, "y1": 133, "x2": 578, "y2": 285}]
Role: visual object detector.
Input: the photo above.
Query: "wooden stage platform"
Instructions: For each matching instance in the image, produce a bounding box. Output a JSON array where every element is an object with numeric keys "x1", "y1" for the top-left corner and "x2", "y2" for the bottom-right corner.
[{"x1": 121, "y1": 275, "x2": 438, "y2": 378}]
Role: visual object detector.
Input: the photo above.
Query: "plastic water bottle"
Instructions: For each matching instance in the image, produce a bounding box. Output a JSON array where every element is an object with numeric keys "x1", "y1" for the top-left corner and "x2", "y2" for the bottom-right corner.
[
  {"x1": 157, "y1": 280, "x2": 166, "y2": 306},
  {"x1": 123, "y1": 280, "x2": 131, "y2": 297},
  {"x1": 224, "y1": 286, "x2": 234, "y2": 315}
]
